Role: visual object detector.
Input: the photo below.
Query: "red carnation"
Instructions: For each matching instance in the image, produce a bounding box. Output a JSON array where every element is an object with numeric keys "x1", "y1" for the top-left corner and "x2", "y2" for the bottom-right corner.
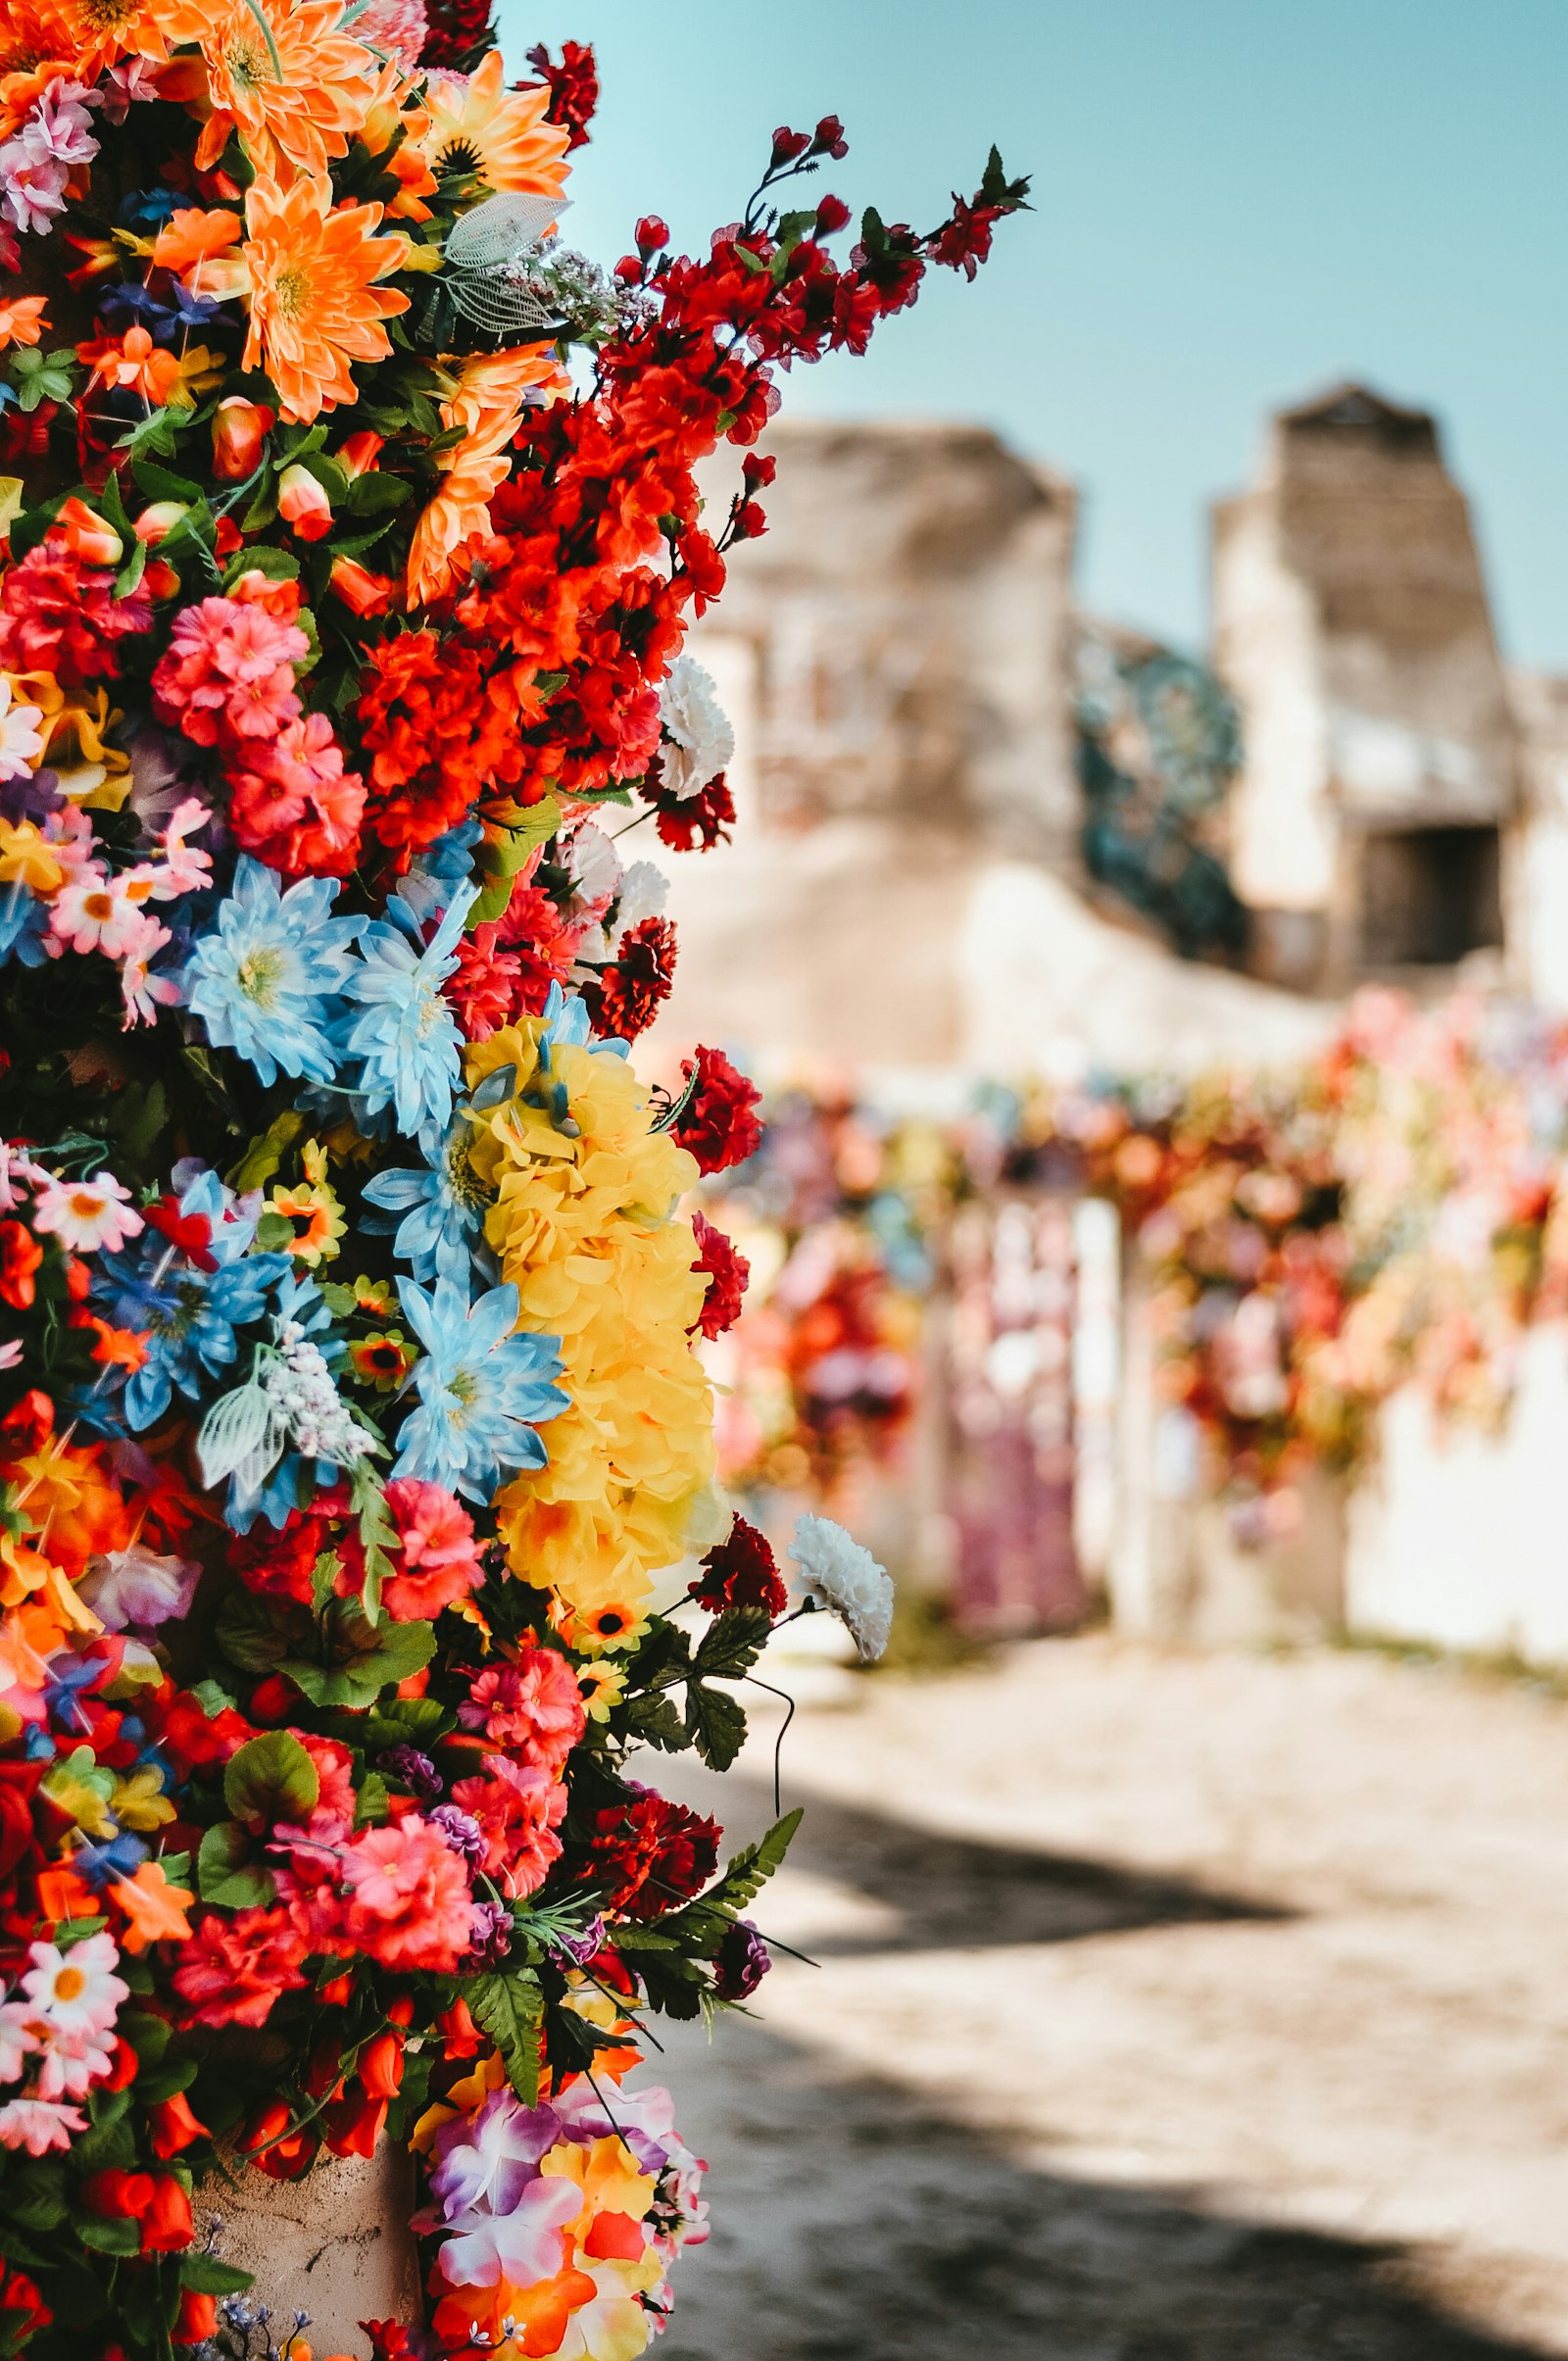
[
  {"x1": 0, "y1": 537, "x2": 150, "y2": 688},
  {"x1": 582, "y1": 916, "x2": 677, "y2": 1042},
  {"x1": 690, "y1": 1516, "x2": 788, "y2": 1622},
  {"x1": 586, "y1": 1786, "x2": 720, "y2": 1920},
  {"x1": 417, "y1": 0, "x2": 492, "y2": 69},
  {"x1": 671, "y1": 1046, "x2": 763, "y2": 1175},
  {"x1": 690, "y1": 1210, "x2": 749, "y2": 1341},
  {"x1": 524, "y1": 39, "x2": 599, "y2": 151},
  {"x1": 651, "y1": 769, "x2": 735, "y2": 855}
]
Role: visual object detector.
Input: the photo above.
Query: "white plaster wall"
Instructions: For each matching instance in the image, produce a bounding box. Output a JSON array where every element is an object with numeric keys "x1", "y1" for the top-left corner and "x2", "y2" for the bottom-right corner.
[{"x1": 1346, "y1": 1322, "x2": 1568, "y2": 1662}]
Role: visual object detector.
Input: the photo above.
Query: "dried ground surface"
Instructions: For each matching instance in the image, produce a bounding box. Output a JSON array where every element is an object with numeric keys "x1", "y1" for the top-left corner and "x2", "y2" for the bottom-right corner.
[{"x1": 650, "y1": 1637, "x2": 1568, "y2": 2361}]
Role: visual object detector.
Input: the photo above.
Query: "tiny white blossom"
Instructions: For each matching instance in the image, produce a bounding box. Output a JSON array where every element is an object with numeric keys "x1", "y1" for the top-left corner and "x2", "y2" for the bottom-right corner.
[
  {"x1": 787, "y1": 1514, "x2": 895, "y2": 1662},
  {"x1": 658, "y1": 656, "x2": 735, "y2": 802}
]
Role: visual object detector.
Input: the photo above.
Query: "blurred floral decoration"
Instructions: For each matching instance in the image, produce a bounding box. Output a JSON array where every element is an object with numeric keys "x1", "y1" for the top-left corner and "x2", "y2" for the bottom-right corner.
[{"x1": 0, "y1": 5, "x2": 1022, "y2": 2353}]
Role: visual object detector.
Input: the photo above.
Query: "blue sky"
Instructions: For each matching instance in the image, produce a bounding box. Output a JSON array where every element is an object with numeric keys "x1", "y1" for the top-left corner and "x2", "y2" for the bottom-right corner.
[{"x1": 506, "y1": 1, "x2": 1568, "y2": 666}]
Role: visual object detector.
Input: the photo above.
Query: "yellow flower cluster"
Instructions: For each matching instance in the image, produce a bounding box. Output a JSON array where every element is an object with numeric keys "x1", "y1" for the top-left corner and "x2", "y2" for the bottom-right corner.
[{"x1": 464, "y1": 1019, "x2": 723, "y2": 1648}]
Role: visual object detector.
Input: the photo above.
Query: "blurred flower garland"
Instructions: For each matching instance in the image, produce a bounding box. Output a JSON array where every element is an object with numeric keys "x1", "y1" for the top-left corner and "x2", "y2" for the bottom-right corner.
[
  {"x1": 714, "y1": 991, "x2": 1568, "y2": 1552},
  {"x1": 0, "y1": 11, "x2": 1017, "y2": 2355}
]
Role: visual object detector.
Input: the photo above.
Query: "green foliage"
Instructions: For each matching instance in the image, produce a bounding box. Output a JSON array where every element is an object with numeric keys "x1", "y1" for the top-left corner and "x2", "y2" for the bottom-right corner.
[{"x1": 466, "y1": 1970, "x2": 546, "y2": 2105}]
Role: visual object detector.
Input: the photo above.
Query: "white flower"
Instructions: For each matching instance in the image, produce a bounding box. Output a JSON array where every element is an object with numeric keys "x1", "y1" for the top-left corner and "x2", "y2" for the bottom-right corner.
[
  {"x1": 787, "y1": 1514, "x2": 895, "y2": 1662},
  {"x1": 658, "y1": 656, "x2": 735, "y2": 802},
  {"x1": 566, "y1": 822, "x2": 622, "y2": 915},
  {"x1": 0, "y1": 678, "x2": 44, "y2": 782},
  {"x1": 29, "y1": 1169, "x2": 143, "y2": 1254},
  {"x1": 77, "y1": 1545, "x2": 200, "y2": 1632},
  {"x1": 614, "y1": 860, "x2": 669, "y2": 938},
  {"x1": 0, "y1": 2095, "x2": 85, "y2": 2155},
  {"x1": 20, "y1": 1933, "x2": 127, "y2": 2045},
  {"x1": 0, "y1": 2000, "x2": 40, "y2": 2087}
]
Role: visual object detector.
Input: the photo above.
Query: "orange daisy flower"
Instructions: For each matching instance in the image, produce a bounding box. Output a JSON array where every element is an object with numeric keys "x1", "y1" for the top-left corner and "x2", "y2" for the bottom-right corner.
[
  {"x1": 241, "y1": 170, "x2": 409, "y2": 423},
  {"x1": 177, "y1": 0, "x2": 377, "y2": 181},
  {"x1": 418, "y1": 49, "x2": 570, "y2": 196},
  {"x1": 0, "y1": 1, "x2": 73, "y2": 85},
  {"x1": 40, "y1": 0, "x2": 204, "y2": 83},
  {"x1": 151, "y1": 204, "x2": 243, "y2": 274}
]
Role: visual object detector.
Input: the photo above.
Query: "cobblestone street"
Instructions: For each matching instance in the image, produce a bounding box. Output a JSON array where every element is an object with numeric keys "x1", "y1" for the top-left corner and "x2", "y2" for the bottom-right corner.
[{"x1": 654, "y1": 1640, "x2": 1568, "y2": 2359}]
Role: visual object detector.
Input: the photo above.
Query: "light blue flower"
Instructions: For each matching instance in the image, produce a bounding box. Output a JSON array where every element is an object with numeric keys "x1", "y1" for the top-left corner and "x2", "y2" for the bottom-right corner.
[
  {"x1": 391, "y1": 1275, "x2": 565, "y2": 1503},
  {"x1": 181, "y1": 858, "x2": 363, "y2": 1088},
  {"x1": 96, "y1": 1167, "x2": 292, "y2": 1429},
  {"x1": 333, "y1": 885, "x2": 474, "y2": 1154},
  {"x1": 0, "y1": 877, "x2": 50, "y2": 966},
  {"x1": 400, "y1": 817, "x2": 482, "y2": 925},
  {"x1": 362, "y1": 1128, "x2": 489, "y2": 1286}
]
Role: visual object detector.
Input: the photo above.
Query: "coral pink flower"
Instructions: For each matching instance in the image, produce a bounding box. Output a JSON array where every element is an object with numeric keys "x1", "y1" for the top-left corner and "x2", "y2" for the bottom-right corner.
[
  {"x1": 172, "y1": 1909, "x2": 309, "y2": 2030},
  {"x1": 227, "y1": 712, "x2": 366, "y2": 878},
  {"x1": 380, "y1": 1478, "x2": 483, "y2": 1621},
  {"x1": 49, "y1": 867, "x2": 159, "y2": 960},
  {"x1": 449, "y1": 1759, "x2": 567, "y2": 1898},
  {"x1": 457, "y1": 1648, "x2": 585, "y2": 1778},
  {"x1": 342, "y1": 1817, "x2": 474, "y2": 1971},
  {"x1": 31, "y1": 1172, "x2": 143, "y2": 1254},
  {"x1": 150, "y1": 595, "x2": 307, "y2": 750}
]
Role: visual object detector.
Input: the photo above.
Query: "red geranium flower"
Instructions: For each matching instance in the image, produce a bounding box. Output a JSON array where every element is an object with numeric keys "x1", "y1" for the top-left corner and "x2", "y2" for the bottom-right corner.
[
  {"x1": 586, "y1": 1786, "x2": 720, "y2": 1920},
  {"x1": 690, "y1": 1516, "x2": 788, "y2": 1622}
]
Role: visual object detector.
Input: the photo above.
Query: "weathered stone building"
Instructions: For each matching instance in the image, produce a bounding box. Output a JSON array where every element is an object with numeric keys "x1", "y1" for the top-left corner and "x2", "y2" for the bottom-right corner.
[{"x1": 1211, "y1": 382, "x2": 1517, "y2": 996}]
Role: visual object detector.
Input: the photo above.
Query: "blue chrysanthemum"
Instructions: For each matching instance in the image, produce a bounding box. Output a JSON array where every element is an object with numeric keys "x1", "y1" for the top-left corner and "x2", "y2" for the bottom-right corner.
[
  {"x1": 333, "y1": 885, "x2": 473, "y2": 1154},
  {"x1": 181, "y1": 858, "x2": 363, "y2": 1088},
  {"x1": 97, "y1": 1168, "x2": 292, "y2": 1429},
  {"x1": 362, "y1": 1128, "x2": 490, "y2": 1286},
  {"x1": 390, "y1": 1275, "x2": 565, "y2": 1503}
]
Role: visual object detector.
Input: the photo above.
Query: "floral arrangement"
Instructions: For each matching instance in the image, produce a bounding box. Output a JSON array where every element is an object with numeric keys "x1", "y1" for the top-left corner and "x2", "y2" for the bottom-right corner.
[
  {"x1": 0, "y1": 6, "x2": 1021, "y2": 2354},
  {"x1": 697, "y1": 1088, "x2": 934, "y2": 1510},
  {"x1": 713, "y1": 993, "x2": 1568, "y2": 1555}
]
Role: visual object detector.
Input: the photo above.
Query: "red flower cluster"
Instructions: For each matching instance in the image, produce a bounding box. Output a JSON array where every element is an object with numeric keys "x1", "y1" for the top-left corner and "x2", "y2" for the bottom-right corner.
[
  {"x1": 689, "y1": 1208, "x2": 749, "y2": 1341},
  {"x1": 690, "y1": 1516, "x2": 788, "y2": 1622},
  {"x1": 525, "y1": 39, "x2": 599, "y2": 151},
  {"x1": 586, "y1": 1786, "x2": 720, "y2": 1919},
  {"x1": 673, "y1": 1046, "x2": 764, "y2": 1175},
  {"x1": 646, "y1": 764, "x2": 736, "y2": 854},
  {"x1": 0, "y1": 539, "x2": 150, "y2": 687},
  {"x1": 581, "y1": 915, "x2": 677, "y2": 1042}
]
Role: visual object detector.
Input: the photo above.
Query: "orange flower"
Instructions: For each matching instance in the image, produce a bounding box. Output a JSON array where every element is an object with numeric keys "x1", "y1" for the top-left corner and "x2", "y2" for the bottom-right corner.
[
  {"x1": 110, "y1": 1859, "x2": 195, "y2": 1954},
  {"x1": 151, "y1": 204, "x2": 242, "y2": 274},
  {"x1": 406, "y1": 343, "x2": 566, "y2": 604},
  {"x1": 74, "y1": 1313, "x2": 149, "y2": 1373},
  {"x1": 418, "y1": 49, "x2": 570, "y2": 197},
  {"x1": 178, "y1": 0, "x2": 379, "y2": 180},
  {"x1": 360, "y1": 58, "x2": 435, "y2": 221},
  {"x1": 0, "y1": 2, "x2": 74, "y2": 83},
  {"x1": 0, "y1": 295, "x2": 46, "y2": 354},
  {"x1": 241, "y1": 171, "x2": 409, "y2": 423},
  {"x1": 78, "y1": 323, "x2": 184, "y2": 408}
]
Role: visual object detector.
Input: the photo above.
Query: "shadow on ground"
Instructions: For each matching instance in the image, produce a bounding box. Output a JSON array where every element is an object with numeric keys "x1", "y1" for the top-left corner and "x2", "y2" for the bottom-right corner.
[
  {"x1": 650, "y1": 1764, "x2": 1548, "y2": 2360},
  {"x1": 658, "y1": 2015, "x2": 1551, "y2": 2361}
]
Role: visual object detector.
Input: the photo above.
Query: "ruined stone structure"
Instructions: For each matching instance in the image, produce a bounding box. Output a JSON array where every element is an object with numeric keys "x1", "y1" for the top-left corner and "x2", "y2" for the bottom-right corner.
[{"x1": 1211, "y1": 383, "x2": 1518, "y2": 995}]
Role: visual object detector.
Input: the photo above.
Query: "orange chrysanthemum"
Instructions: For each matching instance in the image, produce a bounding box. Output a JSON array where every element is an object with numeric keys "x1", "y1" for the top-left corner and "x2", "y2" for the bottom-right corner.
[
  {"x1": 0, "y1": 1, "x2": 73, "y2": 84},
  {"x1": 418, "y1": 49, "x2": 570, "y2": 196},
  {"x1": 21, "y1": 0, "x2": 199, "y2": 83},
  {"x1": 177, "y1": 0, "x2": 378, "y2": 180},
  {"x1": 241, "y1": 171, "x2": 409, "y2": 423}
]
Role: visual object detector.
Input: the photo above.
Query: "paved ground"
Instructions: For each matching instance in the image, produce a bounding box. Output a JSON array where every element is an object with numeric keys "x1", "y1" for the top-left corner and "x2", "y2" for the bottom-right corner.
[{"x1": 651, "y1": 1638, "x2": 1568, "y2": 2360}]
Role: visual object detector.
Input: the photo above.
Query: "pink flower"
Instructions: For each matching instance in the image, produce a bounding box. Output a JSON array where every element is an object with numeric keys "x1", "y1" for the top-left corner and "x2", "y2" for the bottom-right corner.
[
  {"x1": 119, "y1": 924, "x2": 179, "y2": 1028},
  {"x1": 342, "y1": 1817, "x2": 474, "y2": 1972},
  {"x1": 143, "y1": 797, "x2": 213, "y2": 901},
  {"x1": 30, "y1": 1170, "x2": 143, "y2": 1254},
  {"x1": 49, "y1": 866, "x2": 157, "y2": 959},
  {"x1": 457, "y1": 1648, "x2": 585, "y2": 1778},
  {"x1": 0, "y1": 2096, "x2": 85, "y2": 2154},
  {"x1": 150, "y1": 595, "x2": 307, "y2": 750},
  {"x1": 227, "y1": 712, "x2": 366, "y2": 878},
  {"x1": 380, "y1": 1478, "x2": 482, "y2": 1622},
  {"x1": 449, "y1": 1758, "x2": 567, "y2": 1898}
]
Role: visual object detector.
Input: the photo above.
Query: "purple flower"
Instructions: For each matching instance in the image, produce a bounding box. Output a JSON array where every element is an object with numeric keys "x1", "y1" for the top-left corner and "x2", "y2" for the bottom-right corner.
[
  {"x1": 548, "y1": 1913, "x2": 605, "y2": 1970},
  {"x1": 377, "y1": 1743, "x2": 443, "y2": 1800},
  {"x1": 424, "y1": 2086, "x2": 563, "y2": 2220},
  {"x1": 467, "y1": 1897, "x2": 514, "y2": 1967},
  {"x1": 713, "y1": 1918, "x2": 770, "y2": 2001},
  {"x1": 428, "y1": 1804, "x2": 485, "y2": 1865},
  {"x1": 76, "y1": 1546, "x2": 201, "y2": 1633}
]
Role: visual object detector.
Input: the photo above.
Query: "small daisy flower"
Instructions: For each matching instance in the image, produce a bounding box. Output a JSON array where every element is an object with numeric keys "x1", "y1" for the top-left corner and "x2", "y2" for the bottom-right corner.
[
  {"x1": 19, "y1": 1932, "x2": 127, "y2": 2045},
  {"x1": 30, "y1": 1170, "x2": 143, "y2": 1254},
  {"x1": 0, "y1": 677, "x2": 45, "y2": 782}
]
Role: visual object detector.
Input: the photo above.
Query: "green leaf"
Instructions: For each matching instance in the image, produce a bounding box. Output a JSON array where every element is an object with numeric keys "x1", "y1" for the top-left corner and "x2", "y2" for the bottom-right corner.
[
  {"x1": 122, "y1": 2012, "x2": 172, "y2": 2069},
  {"x1": 466, "y1": 1970, "x2": 545, "y2": 2104},
  {"x1": 188, "y1": 1677, "x2": 236, "y2": 1718},
  {"x1": 343, "y1": 470, "x2": 411, "y2": 516},
  {"x1": 468, "y1": 798, "x2": 564, "y2": 927},
  {"x1": 693, "y1": 1809, "x2": 803, "y2": 1918},
  {"x1": 619, "y1": 1693, "x2": 688, "y2": 1752},
  {"x1": 180, "y1": 2254, "x2": 255, "y2": 2296},
  {"x1": 354, "y1": 1769, "x2": 390, "y2": 1826},
  {"x1": 75, "y1": 2216, "x2": 141, "y2": 2257},
  {"x1": 222, "y1": 543, "x2": 300, "y2": 591},
  {"x1": 683, "y1": 1680, "x2": 747, "y2": 1772},
  {"x1": 692, "y1": 1607, "x2": 771, "y2": 1684},
  {"x1": 253, "y1": 1208, "x2": 296, "y2": 1252},
  {"x1": 197, "y1": 1822, "x2": 278, "y2": 1909},
  {"x1": 215, "y1": 1588, "x2": 303, "y2": 1675},
  {"x1": 350, "y1": 1459, "x2": 398, "y2": 1625},
  {"x1": 223, "y1": 1730, "x2": 319, "y2": 1826},
  {"x1": 280, "y1": 1606, "x2": 435, "y2": 1708},
  {"x1": 227, "y1": 1107, "x2": 304, "y2": 1193},
  {"x1": 363, "y1": 1696, "x2": 449, "y2": 1750},
  {"x1": 132, "y1": 458, "x2": 205, "y2": 505}
]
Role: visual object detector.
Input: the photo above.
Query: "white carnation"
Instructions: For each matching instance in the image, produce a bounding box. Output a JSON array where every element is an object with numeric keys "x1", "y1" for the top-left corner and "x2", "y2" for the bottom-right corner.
[
  {"x1": 567, "y1": 821, "x2": 622, "y2": 913},
  {"x1": 787, "y1": 1514, "x2": 895, "y2": 1663},
  {"x1": 614, "y1": 860, "x2": 669, "y2": 937},
  {"x1": 658, "y1": 655, "x2": 735, "y2": 802}
]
